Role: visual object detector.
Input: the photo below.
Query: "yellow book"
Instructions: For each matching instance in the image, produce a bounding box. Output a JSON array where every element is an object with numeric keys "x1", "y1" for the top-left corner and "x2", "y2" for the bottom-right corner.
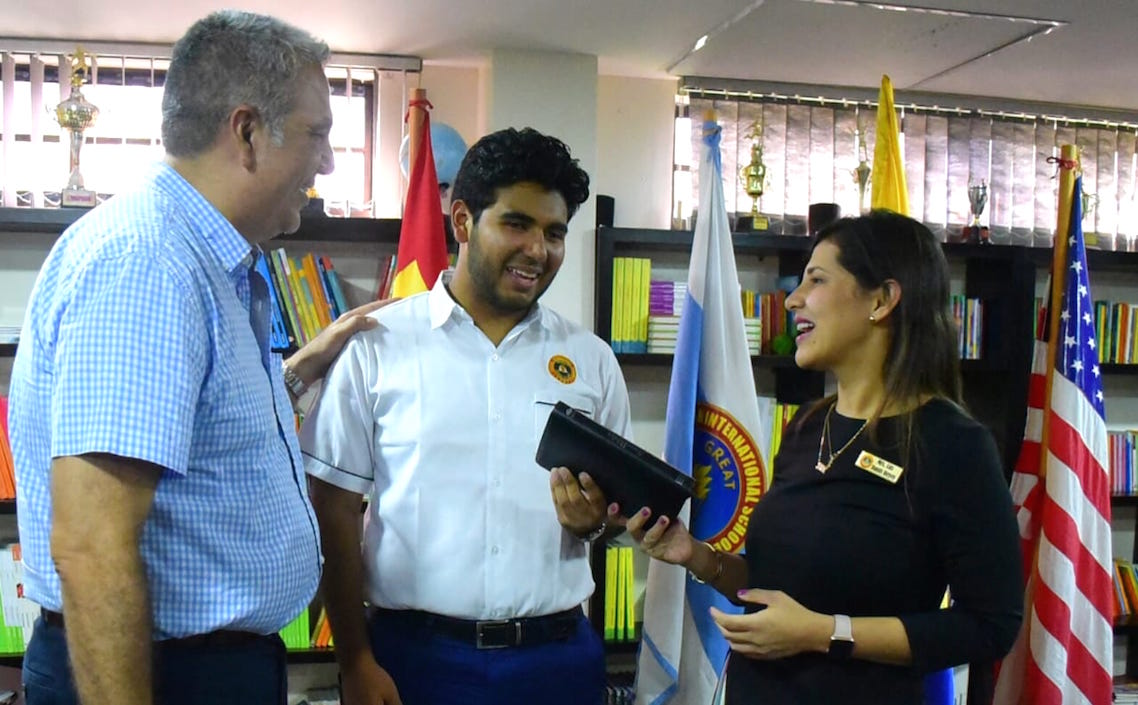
[
  {"x1": 278, "y1": 250, "x2": 317, "y2": 343},
  {"x1": 611, "y1": 258, "x2": 625, "y2": 351},
  {"x1": 301, "y1": 253, "x2": 333, "y2": 329},
  {"x1": 615, "y1": 543, "x2": 627, "y2": 640},
  {"x1": 604, "y1": 546, "x2": 619, "y2": 641},
  {"x1": 628, "y1": 259, "x2": 637, "y2": 354},
  {"x1": 622, "y1": 546, "x2": 636, "y2": 640}
]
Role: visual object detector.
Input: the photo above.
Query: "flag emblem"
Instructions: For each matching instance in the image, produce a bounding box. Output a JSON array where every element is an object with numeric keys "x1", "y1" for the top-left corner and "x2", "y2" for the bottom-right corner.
[
  {"x1": 692, "y1": 402, "x2": 765, "y2": 553},
  {"x1": 547, "y1": 355, "x2": 577, "y2": 384}
]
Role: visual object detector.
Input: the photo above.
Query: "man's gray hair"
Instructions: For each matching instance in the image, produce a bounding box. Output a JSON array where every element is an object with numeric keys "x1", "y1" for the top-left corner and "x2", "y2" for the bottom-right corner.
[{"x1": 161, "y1": 10, "x2": 330, "y2": 157}]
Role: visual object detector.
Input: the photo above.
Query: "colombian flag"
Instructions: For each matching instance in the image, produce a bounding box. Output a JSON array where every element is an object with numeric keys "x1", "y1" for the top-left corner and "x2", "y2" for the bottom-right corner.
[
  {"x1": 391, "y1": 88, "x2": 448, "y2": 299},
  {"x1": 870, "y1": 74, "x2": 909, "y2": 216}
]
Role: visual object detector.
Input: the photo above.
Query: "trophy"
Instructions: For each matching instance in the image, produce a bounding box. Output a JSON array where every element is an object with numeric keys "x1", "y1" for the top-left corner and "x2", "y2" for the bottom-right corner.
[
  {"x1": 963, "y1": 181, "x2": 989, "y2": 244},
  {"x1": 55, "y1": 47, "x2": 100, "y2": 208},
  {"x1": 1081, "y1": 190, "x2": 1101, "y2": 248},
  {"x1": 738, "y1": 121, "x2": 768, "y2": 231},
  {"x1": 852, "y1": 128, "x2": 871, "y2": 214}
]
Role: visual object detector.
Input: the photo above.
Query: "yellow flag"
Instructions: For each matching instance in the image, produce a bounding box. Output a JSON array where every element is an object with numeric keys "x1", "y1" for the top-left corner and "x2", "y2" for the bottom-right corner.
[{"x1": 870, "y1": 75, "x2": 909, "y2": 216}]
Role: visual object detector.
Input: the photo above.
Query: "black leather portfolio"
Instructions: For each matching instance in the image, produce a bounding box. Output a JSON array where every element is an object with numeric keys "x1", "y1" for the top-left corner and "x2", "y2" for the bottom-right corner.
[{"x1": 536, "y1": 402, "x2": 694, "y2": 521}]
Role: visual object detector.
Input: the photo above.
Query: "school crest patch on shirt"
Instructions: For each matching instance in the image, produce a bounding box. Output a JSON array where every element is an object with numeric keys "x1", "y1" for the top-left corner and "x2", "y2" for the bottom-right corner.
[{"x1": 548, "y1": 355, "x2": 577, "y2": 384}]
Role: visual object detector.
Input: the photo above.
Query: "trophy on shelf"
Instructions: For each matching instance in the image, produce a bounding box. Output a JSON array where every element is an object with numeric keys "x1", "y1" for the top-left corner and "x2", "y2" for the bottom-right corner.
[
  {"x1": 54, "y1": 47, "x2": 100, "y2": 208},
  {"x1": 738, "y1": 121, "x2": 768, "y2": 231},
  {"x1": 963, "y1": 181, "x2": 989, "y2": 244},
  {"x1": 1080, "y1": 190, "x2": 1102, "y2": 248},
  {"x1": 852, "y1": 127, "x2": 871, "y2": 214}
]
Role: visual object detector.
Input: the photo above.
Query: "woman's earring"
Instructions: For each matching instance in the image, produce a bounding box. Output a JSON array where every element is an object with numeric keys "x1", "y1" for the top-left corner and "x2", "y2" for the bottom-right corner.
[{"x1": 869, "y1": 314, "x2": 877, "y2": 322}]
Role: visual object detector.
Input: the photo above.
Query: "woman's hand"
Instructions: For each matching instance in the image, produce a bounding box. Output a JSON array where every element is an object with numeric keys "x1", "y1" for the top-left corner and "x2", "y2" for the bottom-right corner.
[
  {"x1": 709, "y1": 589, "x2": 832, "y2": 660},
  {"x1": 618, "y1": 506, "x2": 697, "y2": 567}
]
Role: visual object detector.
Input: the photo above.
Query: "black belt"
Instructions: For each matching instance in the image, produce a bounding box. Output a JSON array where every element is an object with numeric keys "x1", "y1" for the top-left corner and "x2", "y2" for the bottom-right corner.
[
  {"x1": 370, "y1": 606, "x2": 581, "y2": 649},
  {"x1": 40, "y1": 608, "x2": 274, "y2": 649}
]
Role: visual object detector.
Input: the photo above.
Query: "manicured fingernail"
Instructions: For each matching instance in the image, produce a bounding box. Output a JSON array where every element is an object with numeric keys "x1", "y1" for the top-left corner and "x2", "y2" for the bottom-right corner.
[
  {"x1": 640, "y1": 508, "x2": 650, "y2": 517},
  {"x1": 737, "y1": 590, "x2": 748, "y2": 597},
  {"x1": 608, "y1": 503, "x2": 619, "y2": 516},
  {"x1": 659, "y1": 516, "x2": 669, "y2": 526}
]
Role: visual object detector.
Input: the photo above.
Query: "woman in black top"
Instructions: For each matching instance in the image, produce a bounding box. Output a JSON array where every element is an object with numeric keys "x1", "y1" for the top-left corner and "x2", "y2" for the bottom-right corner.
[{"x1": 621, "y1": 211, "x2": 1023, "y2": 704}]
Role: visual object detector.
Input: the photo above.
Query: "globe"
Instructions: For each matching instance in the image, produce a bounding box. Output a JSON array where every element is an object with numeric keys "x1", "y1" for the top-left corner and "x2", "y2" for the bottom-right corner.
[{"x1": 399, "y1": 122, "x2": 468, "y2": 187}]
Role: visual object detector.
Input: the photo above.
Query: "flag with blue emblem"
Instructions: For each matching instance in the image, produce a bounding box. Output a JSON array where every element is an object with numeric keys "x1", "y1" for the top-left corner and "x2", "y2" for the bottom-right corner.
[{"x1": 635, "y1": 113, "x2": 770, "y2": 705}]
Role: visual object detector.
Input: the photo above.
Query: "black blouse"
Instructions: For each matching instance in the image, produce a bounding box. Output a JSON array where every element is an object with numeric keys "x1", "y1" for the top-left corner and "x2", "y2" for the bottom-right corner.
[{"x1": 725, "y1": 399, "x2": 1023, "y2": 705}]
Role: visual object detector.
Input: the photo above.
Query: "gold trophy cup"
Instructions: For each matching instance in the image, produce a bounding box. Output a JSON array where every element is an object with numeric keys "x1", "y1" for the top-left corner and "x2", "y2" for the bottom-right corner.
[
  {"x1": 55, "y1": 47, "x2": 100, "y2": 208},
  {"x1": 738, "y1": 122, "x2": 768, "y2": 231}
]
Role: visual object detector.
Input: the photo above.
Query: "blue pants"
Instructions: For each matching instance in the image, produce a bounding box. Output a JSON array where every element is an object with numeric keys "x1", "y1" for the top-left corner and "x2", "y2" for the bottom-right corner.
[
  {"x1": 367, "y1": 608, "x2": 605, "y2": 705},
  {"x1": 22, "y1": 616, "x2": 287, "y2": 705}
]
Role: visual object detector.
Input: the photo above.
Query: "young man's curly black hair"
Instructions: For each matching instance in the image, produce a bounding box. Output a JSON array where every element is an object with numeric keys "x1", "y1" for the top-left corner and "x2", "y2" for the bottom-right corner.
[{"x1": 450, "y1": 127, "x2": 590, "y2": 224}]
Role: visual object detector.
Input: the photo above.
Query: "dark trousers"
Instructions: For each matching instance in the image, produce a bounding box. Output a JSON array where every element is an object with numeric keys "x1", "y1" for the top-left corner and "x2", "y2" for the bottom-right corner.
[
  {"x1": 22, "y1": 616, "x2": 287, "y2": 705},
  {"x1": 366, "y1": 608, "x2": 605, "y2": 705}
]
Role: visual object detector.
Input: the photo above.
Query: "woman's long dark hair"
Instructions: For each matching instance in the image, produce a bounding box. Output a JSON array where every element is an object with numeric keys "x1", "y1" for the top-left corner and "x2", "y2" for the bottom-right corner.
[{"x1": 794, "y1": 210, "x2": 963, "y2": 474}]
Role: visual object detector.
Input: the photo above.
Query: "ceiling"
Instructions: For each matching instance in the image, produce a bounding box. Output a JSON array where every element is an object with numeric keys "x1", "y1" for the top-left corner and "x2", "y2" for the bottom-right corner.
[{"x1": 4, "y1": 0, "x2": 1138, "y2": 114}]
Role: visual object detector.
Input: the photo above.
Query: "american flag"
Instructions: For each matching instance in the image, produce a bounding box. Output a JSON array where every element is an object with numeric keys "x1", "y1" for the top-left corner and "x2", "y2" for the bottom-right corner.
[{"x1": 994, "y1": 174, "x2": 1113, "y2": 704}]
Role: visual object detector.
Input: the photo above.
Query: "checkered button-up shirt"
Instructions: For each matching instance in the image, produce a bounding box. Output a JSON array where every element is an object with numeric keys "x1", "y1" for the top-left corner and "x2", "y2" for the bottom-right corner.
[{"x1": 9, "y1": 162, "x2": 321, "y2": 638}]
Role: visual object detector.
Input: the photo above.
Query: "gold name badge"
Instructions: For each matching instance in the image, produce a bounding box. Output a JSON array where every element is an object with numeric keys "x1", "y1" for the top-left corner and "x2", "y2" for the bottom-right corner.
[{"x1": 854, "y1": 450, "x2": 904, "y2": 484}]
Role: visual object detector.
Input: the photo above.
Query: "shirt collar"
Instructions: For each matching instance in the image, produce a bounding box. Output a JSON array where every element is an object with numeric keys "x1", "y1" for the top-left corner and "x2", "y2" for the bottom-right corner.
[
  {"x1": 149, "y1": 162, "x2": 256, "y2": 274},
  {"x1": 427, "y1": 270, "x2": 547, "y2": 332}
]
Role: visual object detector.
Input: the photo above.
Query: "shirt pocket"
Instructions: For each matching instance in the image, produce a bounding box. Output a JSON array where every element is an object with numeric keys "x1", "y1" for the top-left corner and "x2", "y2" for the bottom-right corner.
[{"x1": 533, "y1": 389, "x2": 599, "y2": 441}]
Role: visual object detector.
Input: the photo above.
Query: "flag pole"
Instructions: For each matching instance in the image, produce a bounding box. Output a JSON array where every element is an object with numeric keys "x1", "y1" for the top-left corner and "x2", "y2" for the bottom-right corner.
[
  {"x1": 1014, "y1": 144, "x2": 1077, "y2": 704},
  {"x1": 1039, "y1": 143, "x2": 1078, "y2": 486},
  {"x1": 405, "y1": 87, "x2": 428, "y2": 208}
]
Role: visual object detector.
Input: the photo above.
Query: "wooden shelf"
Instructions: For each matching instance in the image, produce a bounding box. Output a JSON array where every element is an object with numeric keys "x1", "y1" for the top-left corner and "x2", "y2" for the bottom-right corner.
[
  {"x1": 603, "y1": 639, "x2": 640, "y2": 655},
  {"x1": 277, "y1": 215, "x2": 402, "y2": 244},
  {"x1": 0, "y1": 207, "x2": 404, "y2": 245},
  {"x1": 284, "y1": 647, "x2": 337, "y2": 663},
  {"x1": 1117, "y1": 615, "x2": 1138, "y2": 633},
  {"x1": 616, "y1": 352, "x2": 799, "y2": 369},
  {"x1": 1103, "y1": 364, "x2": 1138, "y2": 376},
  {"x1": 0, "y1": 647, "x2": 337, "y2": 666},
  {"x1": 0, "y1": 207, "x2": 85, "y2": 234}
]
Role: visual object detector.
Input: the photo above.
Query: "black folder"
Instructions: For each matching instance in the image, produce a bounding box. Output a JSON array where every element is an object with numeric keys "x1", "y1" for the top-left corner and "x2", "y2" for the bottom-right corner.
[{"x1": 536, "y1": 402, "x2": 694, "y2": 521}]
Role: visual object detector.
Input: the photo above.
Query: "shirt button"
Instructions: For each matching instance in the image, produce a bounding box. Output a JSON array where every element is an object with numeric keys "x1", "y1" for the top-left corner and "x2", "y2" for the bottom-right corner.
[
  {"x1": 493, "y1": 478, "x2": 502, "y2": 488},
  {"x1": 491, "y1": 546, "x2": 500, "y2": 555},
  {"x1": 492, "y1": 413, "x2": 502, "y2": 422},
  {"x1": 491, "y1": 353, "x2": 500, "y2": 361}
]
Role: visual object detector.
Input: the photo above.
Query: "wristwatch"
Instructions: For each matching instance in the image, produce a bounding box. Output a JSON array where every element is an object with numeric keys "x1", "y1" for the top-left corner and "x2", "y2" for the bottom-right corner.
[
  {"x1": 828, "y1": 613, "x2": 855, "y2": 659},
  {"x1": 281, "y1": 362, "x2": 308, "y2": 397}
]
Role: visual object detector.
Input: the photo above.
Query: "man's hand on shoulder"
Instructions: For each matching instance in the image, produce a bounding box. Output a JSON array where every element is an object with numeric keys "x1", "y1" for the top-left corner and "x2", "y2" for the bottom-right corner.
[{"x1": 287, "y1": 298, "x2": 391, "y2": 385}]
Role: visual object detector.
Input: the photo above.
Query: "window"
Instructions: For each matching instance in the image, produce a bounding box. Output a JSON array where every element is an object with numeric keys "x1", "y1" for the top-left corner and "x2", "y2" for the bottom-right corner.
[
  {"x1": 676, "y1": 85, "x2": 1138, "y2": 251},
  {"x1": 0, "y1": 42, "x2": 421, "y2": 216}
]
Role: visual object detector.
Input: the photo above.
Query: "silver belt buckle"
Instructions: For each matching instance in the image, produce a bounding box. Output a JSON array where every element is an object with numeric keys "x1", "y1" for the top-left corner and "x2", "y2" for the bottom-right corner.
[{"x1": 475, "y1": 619, "x2": 521, "y2": 649}]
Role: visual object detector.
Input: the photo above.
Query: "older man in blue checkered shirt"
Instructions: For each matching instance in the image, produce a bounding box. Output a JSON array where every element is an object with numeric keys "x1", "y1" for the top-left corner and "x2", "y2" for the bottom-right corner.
[{"x1": 8, "y1": 11, "x2": 384, "y2": 705}]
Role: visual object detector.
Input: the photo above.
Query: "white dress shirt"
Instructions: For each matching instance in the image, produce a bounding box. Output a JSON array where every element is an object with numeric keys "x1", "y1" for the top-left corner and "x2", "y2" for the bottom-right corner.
[{"x1": 300, "y1": 276, "x2": 632, "y2": 620}]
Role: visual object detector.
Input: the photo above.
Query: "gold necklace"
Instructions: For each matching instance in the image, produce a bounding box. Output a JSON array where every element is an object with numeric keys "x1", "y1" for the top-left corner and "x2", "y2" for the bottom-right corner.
[{"x1": 815, "y1": 403, "x2": 869, "y2": 474}]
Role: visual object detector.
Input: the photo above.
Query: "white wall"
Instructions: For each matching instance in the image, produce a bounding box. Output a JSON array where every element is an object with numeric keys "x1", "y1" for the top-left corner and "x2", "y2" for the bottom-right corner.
[
  {"x1": 420, "y1": 64, "x2": 483, "y2": 150},
  {"x1": 483, "y1": 49, "x2": 598, "y2": 329},
  {"x1": 596, "y1": 75, "x2": 677, "y2": 230}
]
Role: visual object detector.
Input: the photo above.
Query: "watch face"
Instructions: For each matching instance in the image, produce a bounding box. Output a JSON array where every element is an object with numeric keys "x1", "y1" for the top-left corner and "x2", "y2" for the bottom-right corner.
[{"x1": 828, "y1": 637, "x2": 855, "y2": 659}]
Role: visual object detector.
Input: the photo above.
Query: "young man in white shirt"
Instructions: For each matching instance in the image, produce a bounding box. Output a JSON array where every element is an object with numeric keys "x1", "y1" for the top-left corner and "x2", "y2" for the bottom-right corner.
[{"x1": 301, "y1": 127, "x2": 631, "y2": 705}]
